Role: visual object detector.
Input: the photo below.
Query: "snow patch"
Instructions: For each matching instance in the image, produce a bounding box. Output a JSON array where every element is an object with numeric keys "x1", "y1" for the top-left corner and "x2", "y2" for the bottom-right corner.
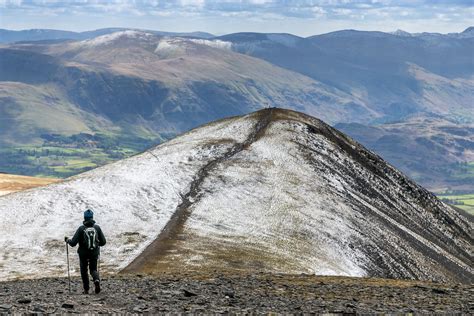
[
  {"x1": 76, "y1": 30, "x2": 153, "y2": 47},
  {"x1": 154, "y1": 38, "x2": 186, "y2": 58},
  {"x1": 188, "y1": 39, "x2": 232, "y2": 50},
  {"x1": 154, "y1": 38, "x2": 232, "y2": 58}
]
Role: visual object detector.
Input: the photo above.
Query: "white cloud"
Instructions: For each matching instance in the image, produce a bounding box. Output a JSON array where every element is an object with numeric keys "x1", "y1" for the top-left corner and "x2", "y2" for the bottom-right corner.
[
  {"x1": 0, "y1": 0, "x2": 472, "y2": 36},
  {"x1": 311, "y1": 6, "x2": 326, "y2": 14},
  {"x1": 179, "y1": 0, "x2": 205, "y2": 7},
  {"x1": 333, "y1": 8, "x2": 352, "y2": 15},
  {"x1": 247, "y1": 0, "x2": 274, "y2": 4},
  {"x1": 0, "y1": 0, "x2": 22, "y2": 6}
]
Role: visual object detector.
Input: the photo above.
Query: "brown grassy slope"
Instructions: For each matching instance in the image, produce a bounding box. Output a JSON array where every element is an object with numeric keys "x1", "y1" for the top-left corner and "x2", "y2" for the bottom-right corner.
[{"x1": 0, "y1": 173, "x2": 59, "y2": 196}]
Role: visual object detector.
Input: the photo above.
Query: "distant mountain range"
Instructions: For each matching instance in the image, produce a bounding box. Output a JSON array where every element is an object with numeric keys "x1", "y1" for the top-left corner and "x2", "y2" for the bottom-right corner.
[
  {"x1": 0, "y1": 28, "x2": 214, "y2": 43},
  {"x1": 219, "y1": 28, "x2": 473, "y2": 123},
  {"x1": 0, "y1": 27, "x2": 472, "y2": 191},
  {"x1": 0, "y1": 31, "x2": 358, "y2": 143},
  {"x1": 392, "y1": 26, "x2": 474, "y2": 39},
  {"x1": 2, "y1": 26, "x2": 473, "y2": 43}
]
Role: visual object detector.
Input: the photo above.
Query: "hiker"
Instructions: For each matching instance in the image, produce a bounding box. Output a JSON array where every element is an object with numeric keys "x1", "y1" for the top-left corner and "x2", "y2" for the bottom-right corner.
[{"x1": 65, "y1": 209, "x2": 106, "y2": 294}]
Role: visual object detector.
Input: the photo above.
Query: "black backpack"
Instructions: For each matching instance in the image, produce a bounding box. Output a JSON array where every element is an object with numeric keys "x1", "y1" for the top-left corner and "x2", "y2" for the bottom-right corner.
[{"x1": 83, "y1": 226, "x2": 99, "y2": 251}]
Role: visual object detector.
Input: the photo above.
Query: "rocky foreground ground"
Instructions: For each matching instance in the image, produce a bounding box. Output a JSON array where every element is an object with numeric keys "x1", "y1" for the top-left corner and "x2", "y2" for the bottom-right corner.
[{"x1": 0, "y1": 272, "x2": 472, "y2": 314}]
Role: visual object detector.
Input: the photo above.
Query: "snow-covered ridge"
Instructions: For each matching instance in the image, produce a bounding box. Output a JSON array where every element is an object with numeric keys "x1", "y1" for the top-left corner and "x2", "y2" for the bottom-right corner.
[
  {"x1": 154, "y1": 37, "x2": 232, "y2": 57},
  {"x1": 76, "y1": 30, "x2": 153, "y2": 47},
  {"x1": 0, "y1": 109, "x2": 472, "y2": 283},
  {"x1": 188, "y1": 38, "x2": 232, "y2": 50},
  {"x1": 391, "y1": 28, "x2": 474, "y2": 39},
  {"x1": 143, "y1": 109, "x2": 472, "y2": 282},
  {"x1": 391, "y1": 29, "x2": 412, "y2": 37}
]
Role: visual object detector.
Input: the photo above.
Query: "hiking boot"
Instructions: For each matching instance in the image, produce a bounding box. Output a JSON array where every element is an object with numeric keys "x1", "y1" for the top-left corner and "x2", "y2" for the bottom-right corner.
[
  {"x1": 94, "y1": 280, "x2": 101, "y2": 294},
  {"x1": 83, "y1": 289, "x2": 89, "y2": 295}
]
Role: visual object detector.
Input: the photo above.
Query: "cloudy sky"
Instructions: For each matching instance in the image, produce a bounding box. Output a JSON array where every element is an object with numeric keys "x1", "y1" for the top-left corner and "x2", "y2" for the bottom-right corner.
[{"x1": 0, "y1": 0, "x2": 472, "y2": 36}]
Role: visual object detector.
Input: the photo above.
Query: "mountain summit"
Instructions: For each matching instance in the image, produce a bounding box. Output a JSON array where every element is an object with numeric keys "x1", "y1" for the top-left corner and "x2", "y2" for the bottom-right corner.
[{"x1": 0, "y1": 109, "x2": 472, "y2": 283}]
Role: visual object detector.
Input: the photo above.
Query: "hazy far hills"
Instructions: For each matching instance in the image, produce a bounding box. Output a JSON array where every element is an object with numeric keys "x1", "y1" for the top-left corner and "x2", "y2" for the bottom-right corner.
[
  {"x1": 220, "y1": 28, "x2": 473, "y2": 124},
  {"x1": 336, "y1": 117, "x2": 474, "y2": 192},
  {"x1": 0, "y1": 28, "x2": 214, "y2": 43}
]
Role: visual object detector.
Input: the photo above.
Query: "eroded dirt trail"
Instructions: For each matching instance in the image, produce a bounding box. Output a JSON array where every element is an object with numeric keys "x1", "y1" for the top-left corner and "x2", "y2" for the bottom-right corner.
[{"x1": 121, "y1": 109, "x2": 274, "y2": 274}]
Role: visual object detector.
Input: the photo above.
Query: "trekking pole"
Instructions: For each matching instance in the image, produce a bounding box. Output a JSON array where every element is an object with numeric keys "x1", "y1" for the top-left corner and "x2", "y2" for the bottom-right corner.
[{"x1": 66, "y1": 241, "x2": 71, "y2": 294}]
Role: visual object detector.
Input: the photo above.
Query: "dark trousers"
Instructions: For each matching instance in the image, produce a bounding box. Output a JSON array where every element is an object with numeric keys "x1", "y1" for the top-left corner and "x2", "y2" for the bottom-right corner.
[{"x1": 79, "y1": 253, "x2": 99, "y2": 291}]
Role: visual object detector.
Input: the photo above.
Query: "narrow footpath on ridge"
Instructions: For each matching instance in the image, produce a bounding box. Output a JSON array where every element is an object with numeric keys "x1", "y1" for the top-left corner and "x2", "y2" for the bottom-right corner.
[{"x1": 121, "y1": 109, "x2": 275, "y2": 274}]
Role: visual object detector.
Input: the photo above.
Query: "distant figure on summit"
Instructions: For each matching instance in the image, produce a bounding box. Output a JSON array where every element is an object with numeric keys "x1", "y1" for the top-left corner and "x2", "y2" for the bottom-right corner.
[{"x1": 65, "y1": 209, "x2": 106, "y2": 294}]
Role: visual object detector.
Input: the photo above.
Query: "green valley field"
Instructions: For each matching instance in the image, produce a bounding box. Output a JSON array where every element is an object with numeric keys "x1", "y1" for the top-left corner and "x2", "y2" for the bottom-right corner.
[
  {"x1": 0, "y1": 133, "x2": 160, "y2": 178},
  {"x1": 438, "y1": 192, "x2": 474, "y2": 215}
]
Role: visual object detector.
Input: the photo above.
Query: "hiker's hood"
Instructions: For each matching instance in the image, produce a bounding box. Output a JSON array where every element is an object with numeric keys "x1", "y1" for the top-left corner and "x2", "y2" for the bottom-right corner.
[{"x1": 83, "y1": 219, "x2": 96, "y2": 227}]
